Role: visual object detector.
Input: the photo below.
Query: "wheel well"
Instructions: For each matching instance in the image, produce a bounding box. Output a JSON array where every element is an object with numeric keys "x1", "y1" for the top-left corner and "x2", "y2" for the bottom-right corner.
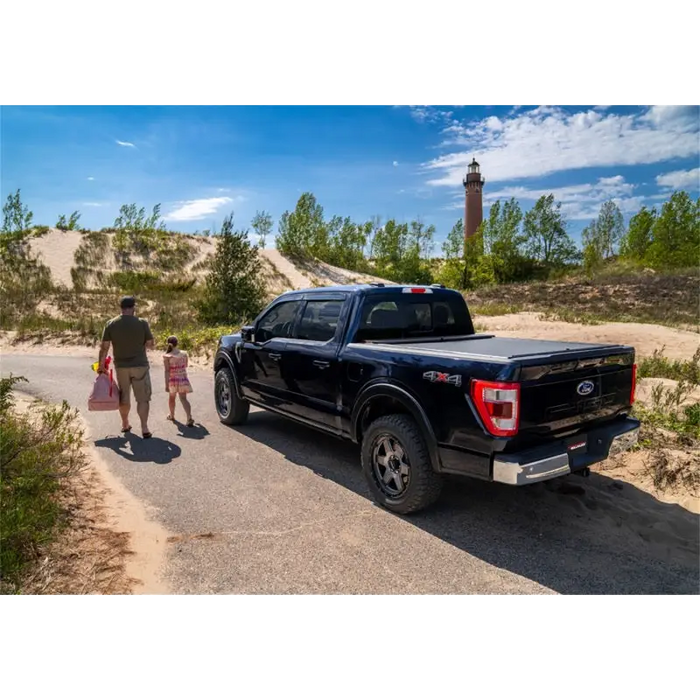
[{"x1": 357, "y1": 396, "x2": 412, "y2": 441}]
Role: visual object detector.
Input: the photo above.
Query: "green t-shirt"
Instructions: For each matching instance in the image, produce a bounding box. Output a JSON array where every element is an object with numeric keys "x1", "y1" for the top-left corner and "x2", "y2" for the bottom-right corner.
[{"x1": 102, "y1": 315, "x2": 153, "y2": 368}]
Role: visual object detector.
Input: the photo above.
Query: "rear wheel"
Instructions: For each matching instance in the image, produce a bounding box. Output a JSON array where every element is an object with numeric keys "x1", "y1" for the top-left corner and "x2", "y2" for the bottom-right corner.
[
  {"x1": 215, "y1": 367, "x2": 249, "y2": 425},
  {"x1": 361, "y1": 414, "x2": 442, "y2": 515}
]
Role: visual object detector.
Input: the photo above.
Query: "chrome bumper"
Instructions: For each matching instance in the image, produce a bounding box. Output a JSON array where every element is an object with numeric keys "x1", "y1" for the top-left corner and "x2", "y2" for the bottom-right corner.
[{"x1": 493, "y1": 423, "x2": 640, "y2": 486}]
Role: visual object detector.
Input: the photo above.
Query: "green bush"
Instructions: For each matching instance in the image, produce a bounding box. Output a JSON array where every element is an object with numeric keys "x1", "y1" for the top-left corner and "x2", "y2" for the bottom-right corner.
[
  {"x1": 0, "y1": 376, "x2": 87, "y2": 592},
  {"x1": 638, "y1": 347, "x2": 700, "y2": 384}
]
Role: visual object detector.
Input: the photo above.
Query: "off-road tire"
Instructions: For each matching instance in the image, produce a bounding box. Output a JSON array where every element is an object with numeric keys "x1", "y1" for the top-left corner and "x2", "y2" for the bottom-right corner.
[
  {"x1": 361, "y1": 413, "x2": 443, "y2": 515},
  {"x1": 215, "y1": 367, "x2": 250, "y2": 425}
]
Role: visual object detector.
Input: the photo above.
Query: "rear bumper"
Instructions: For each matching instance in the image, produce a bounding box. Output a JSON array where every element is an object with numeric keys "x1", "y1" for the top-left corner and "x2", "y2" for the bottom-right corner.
[{"x1": 492, "y1": 417, "x2": 640, "y2": 486}]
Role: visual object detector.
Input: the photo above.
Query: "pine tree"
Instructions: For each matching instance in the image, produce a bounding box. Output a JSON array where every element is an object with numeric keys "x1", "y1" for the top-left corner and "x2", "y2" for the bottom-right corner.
[{"x1": 199, "y1": 214, "x2": 266, "y2": 325}]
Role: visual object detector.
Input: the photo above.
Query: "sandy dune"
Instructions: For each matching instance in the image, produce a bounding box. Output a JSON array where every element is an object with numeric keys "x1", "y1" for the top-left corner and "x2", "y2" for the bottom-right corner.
[
  {"x1": 28, "y1": 228, "x2": 392, "y2": 293},
  {"x1": 30, "y1": 228, "x2": 84, "y2": 287}
]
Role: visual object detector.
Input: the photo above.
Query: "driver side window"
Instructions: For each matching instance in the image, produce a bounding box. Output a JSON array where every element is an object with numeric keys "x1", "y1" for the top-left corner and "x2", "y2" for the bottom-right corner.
[{"x1": 255, "y1": 301, "x2": 301, "y2": 343}]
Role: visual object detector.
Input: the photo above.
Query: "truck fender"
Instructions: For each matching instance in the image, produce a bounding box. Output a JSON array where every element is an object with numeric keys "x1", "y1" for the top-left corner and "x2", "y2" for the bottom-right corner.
[
  {"x1": 351, "y1": 382, "x2": 442, "y2": 473},
  {"x1": 214, "y1": 349, "x2": 244, "y2": 400}
]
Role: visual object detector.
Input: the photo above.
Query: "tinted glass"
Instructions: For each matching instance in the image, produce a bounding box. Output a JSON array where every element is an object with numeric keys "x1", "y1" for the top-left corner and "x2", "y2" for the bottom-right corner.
[
  {"x1": 256, "y1": 301, "x2": 300, "y2": 342},
  {"x1": 296, "y1": 300, "x2": 343, "y2": 342},
  {"x1": 354, "y1": 295, "x2": 473, "y2": 341}
]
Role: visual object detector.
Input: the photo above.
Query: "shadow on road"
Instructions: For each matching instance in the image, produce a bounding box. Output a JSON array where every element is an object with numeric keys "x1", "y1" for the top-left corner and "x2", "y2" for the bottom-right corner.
[
  {"x1": 95, "y1": 434, "x2": 182, "y2": 464},
  {"x1": 172, "y1": 419, "x2": 211, "y2": 440},
  {"x1": 234, "y1": 411, "x2": 699, "y2": 594}
]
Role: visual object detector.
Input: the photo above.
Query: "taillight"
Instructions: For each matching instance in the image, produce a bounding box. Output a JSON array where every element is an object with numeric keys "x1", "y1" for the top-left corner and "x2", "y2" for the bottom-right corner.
[
  {"x1": 471, "y1": 379, "x2": 520, "y2": 437},
  {"x1": 630, "y1": 363, "x2": 637, "y2": 405}
]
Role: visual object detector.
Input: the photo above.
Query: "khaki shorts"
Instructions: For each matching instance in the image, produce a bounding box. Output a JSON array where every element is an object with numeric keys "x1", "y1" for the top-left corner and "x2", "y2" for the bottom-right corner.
[{"x1": 115, "y1": 366, "x2": 152, "y2": 406}]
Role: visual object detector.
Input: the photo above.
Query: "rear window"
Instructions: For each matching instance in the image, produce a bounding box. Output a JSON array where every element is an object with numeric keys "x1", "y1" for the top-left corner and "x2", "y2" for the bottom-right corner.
[{"x1": 353, "y1": 295, "x2": 474, "y2": 341}]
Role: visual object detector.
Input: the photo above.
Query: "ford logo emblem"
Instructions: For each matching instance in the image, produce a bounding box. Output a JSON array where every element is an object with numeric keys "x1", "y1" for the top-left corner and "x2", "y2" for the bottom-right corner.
[{"x1": 577, "y1": 380, "x2": 595, "y2": 396}]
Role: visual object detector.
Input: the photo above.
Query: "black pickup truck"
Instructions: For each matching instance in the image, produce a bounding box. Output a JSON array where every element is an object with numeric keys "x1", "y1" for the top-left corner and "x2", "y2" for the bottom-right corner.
[{"x1": 214, "y1": 284, "x2": 640, "y2": 514}]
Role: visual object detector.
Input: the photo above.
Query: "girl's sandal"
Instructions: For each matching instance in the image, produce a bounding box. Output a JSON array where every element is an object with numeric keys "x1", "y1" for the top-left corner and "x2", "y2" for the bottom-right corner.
[
  {"x1": 186, "y1": 419, "x2": 195, "y2": 427},
  {"x1": 121, "y1": 426, "x2": 132, "y2": 433},
  {"x1": 166, "y1": 415, "x2": 174, "y2": 421}
]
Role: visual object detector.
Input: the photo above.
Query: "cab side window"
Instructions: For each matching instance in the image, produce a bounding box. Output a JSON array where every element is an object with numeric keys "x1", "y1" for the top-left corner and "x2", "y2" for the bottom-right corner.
[
  {"x1": 255, "y1": 301, "x2": 301, "y2": 343},
  {"x1": 295, "y1": 300, "x2": 344, "y2": 342}
]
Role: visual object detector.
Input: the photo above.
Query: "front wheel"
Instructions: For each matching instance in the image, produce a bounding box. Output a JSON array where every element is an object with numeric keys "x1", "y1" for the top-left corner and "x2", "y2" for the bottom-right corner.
[
  {"x1": 215, "y1": 367, "x2": 250, "y2": 425},
  {"x1": 361, "y1": 414, "x2": 442, "y2": 515}
]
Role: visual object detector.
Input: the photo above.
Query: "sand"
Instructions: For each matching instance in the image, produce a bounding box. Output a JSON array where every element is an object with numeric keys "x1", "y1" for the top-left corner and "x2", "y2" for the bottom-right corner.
[
  {"x1": 28, "y1": 228, "x2": 392, "y2": 294},
  {"x1": 11, "y1": 391, "x2": 169, "y2": 594},
  {"x1": 476, "y1": 312, "x2": 699, "y2": 361}
]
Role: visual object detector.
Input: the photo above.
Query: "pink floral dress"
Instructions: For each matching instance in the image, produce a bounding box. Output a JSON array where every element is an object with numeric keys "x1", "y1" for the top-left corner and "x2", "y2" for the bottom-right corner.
[{"x1": 164, "y1": 351, "x2": 193, "y2": 394}]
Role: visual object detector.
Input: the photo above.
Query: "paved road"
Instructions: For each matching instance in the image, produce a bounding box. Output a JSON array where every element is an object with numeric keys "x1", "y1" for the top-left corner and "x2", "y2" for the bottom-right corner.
[{"x1": 3, "y1": 353, "x2": 698, "y2": 594}]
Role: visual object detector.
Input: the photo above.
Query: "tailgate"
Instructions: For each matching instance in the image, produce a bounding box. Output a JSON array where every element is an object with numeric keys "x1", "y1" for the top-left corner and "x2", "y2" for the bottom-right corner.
[{"x1": 516, "y1": 349, "x2": 636, "y2": 439}]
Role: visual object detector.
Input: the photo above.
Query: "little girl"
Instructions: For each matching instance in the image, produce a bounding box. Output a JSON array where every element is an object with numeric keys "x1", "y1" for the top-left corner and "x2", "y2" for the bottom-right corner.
[{"x1": 163, "y1": 335, "x2": 194, "y2": 426}]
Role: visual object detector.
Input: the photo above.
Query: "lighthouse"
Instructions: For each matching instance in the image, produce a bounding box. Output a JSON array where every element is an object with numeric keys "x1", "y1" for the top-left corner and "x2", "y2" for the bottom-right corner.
[{"x1": 463, "y1": 158, "x2": 485, "y2": 242}]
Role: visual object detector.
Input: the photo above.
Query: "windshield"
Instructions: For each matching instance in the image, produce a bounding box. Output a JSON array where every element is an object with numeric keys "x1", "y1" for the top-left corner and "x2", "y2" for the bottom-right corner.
[{"x1": 353, "y1": 295, "x2": 474, "y2": 342}]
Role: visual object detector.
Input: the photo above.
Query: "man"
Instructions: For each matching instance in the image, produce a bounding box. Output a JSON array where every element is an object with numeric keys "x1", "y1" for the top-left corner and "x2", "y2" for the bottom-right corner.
[{"x1": 98, "y1": 295, "x2": 155, "y2": 438}]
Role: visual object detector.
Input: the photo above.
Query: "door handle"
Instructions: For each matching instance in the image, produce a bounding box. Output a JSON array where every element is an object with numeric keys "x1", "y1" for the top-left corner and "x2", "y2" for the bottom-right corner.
[
  {"x1": 269, "y1": 352, "x2": 282, "y2": 361},
  {"x1": 313, "y1": 360, "x2": 330, "y2": 369}
]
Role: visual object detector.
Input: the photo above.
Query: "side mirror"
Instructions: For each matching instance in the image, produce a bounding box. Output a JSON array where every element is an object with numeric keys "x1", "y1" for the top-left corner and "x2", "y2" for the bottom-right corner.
[{"x1": 241, "y1": 325, "x2": 254, "y2": 343}]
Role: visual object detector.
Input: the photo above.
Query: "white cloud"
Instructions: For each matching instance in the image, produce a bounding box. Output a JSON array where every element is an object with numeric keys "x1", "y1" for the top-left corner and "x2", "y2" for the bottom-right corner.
[
  {"x1": 425, "y1": 106, "x2": 699, "y2": 186},
  {"x1": 164, "y1": 196, "x2": 237, "y2": 221},
  {"x1": 116, "y1": 140, "x2": 136, "y2": 148},
  {"x1": 392, "y1": 161, "x2": 399, "y2": 167},
  {"x1": 642, "y1": 105, "x2": 699, "y2": 128},
  {"x1": 461, "y1": 175, "x2": 644, "y2": 220},
  {"x1": 82, "y1": 202, "x2": 104, "y2": 207},
  {"x1": 87, "y1": 176, "x2": 95, "y2": 181},
  {"x1": 656, "y1": 167, "x2": 700, "y2": 190},
  {"x1": 407, "y1": 106, "x2": 454, "y2": 124}
]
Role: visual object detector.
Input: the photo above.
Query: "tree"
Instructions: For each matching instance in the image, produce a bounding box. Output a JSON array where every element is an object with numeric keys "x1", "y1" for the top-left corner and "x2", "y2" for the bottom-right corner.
[
  {"x1": 645, "y1": 191, "x2": 700, "y2": 269},
  {"x1": 465, "y1": 223, "x2": 495, "y2": 288},
  {"x1": 2, "y1": 189, "x2": 33, "y2": 234},
  {"x1": 595, "y1": 200, "x2": 625, "y2": 258},
  {"x1": 581, "y1": 221, "x2": 604, "y2": 273},
  {"x1": 371, "y1": 219, "x2": 408, "y2": 276},
  {"x1": 250, "y1": 210, "x2": 273, "y2": 249},
  {"x1": 275, "y1": 193, "x2": 327, "y2": 258},
  {"x1": 1, "y1": 191, "x2": 51, "y2": 325},
  {"x1": 56, "y1": 211, "x2": 81, "y2": 231},
  {"x1": 438, "y1": 219, "x2": 467, "y2": 290},
  {"x1": 523, "y1": 194, "x2": 576, "y2": 270},
  {"x1": 198, "y1": 213, "x2": 266, "y2": 326},
  {"x1": 483, "y1": 198, "x2": 529, "y2": 282},
  {"x1": 327, "y1": 217, "x2": 371, "y2": 271},
  {"x1": 409, "y1": 219, "x2": 435, "y2": 259},
  {"x1": 620, "y1": 206, "x2": 656, "y2": 262}
]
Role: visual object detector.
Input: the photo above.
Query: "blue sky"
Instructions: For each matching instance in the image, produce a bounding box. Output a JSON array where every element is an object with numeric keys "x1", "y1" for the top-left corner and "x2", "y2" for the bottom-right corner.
[{"x1": 1, "y1": 105, "x2": 698, "y2": 249}]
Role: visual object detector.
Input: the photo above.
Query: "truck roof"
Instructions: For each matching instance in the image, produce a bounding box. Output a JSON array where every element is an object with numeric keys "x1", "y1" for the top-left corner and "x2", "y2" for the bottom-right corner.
[{"x1": 280, "y1": 283, "x2": 462, "y2": 297}]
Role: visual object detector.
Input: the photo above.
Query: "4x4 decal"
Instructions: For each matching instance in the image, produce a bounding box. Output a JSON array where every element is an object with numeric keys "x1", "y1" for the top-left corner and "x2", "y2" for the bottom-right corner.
[{"x1": 423, "y1": 371, "x2": 462, "y2": 387}]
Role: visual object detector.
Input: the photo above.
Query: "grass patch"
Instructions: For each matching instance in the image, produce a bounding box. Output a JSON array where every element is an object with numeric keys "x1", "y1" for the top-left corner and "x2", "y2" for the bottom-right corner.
[
  {"x1": 633, "y1": 373, "x2": 700, "y2": 440},
  {"x1": 635, "y1": 401, "x2": 700, "y2": 440},
  {"x1": 464, "y1": 270, "x2": 700, "y2": 329},
  {"x1": 644, "y1": 448, "x2": 700, "y2": 493},
  {"x1": 0, "y1": 376, "x2": 88, "y2": 593},
  {"x1": 15, "y1": 313, "x2": 103, "y2": 344},
  {"x1": 638, "y1": 347, "x2": 700, "y2": 383},
  {"x1": 155, "y1": 325, "x2": 235, "y2": 357}
]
